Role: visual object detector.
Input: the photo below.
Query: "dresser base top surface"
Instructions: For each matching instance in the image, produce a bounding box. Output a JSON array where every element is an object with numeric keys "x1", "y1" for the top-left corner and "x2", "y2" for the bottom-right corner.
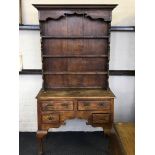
[{"x1": 36, "y1": 89, "x2": 115, "y2": 100}]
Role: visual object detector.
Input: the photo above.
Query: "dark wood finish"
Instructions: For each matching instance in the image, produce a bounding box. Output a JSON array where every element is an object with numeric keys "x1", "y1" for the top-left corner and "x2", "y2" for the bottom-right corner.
[
  {"x1": 77, "y1": 100, "x2": 111, "y2": 111},
  {"x1": 41, "y1": 113, "x2": 60, "y2": 124},
  {"x1": 36, "y1": 90, "x2": 115, "y2": 130},
  {"x1": 42, "y1": 36, "x2": 109, "y2": 39},
  {"x1": 34, "y1": 4, "x2": 117, "y2": 155},
  {"x1": 43, "y1": 74, "x2": 108, "y2": 89},
  {"x1": 33, "y1": 4, "x2": 117, "y2": 9},
  {"x1": 41, "y1": 100, "x2": 74, "y2": 111},
  {"x1": 42, "y1": 39, "x2": 108, "y2": 56},
  {"x1": 92, "y1": 113, "x2": 110, "y2": 123},
  {"x1": 43, "y1": 57, "x2": 108, "y2": 72},
  {"x1": 34, "y1": 4, "x2": 118, "y2": 90},
  {"x1": 42, "y1": 54, "x2": 108, "y2": 58},
  {"x1": 36, "y1": 89, "x2": 115, "y2": 99},
  {"x1": 36, "y1": 130, "x2": 47, "y2": 155},
  {"x1": 36, "y1": 89, "x2": 115, "y2": 154}
]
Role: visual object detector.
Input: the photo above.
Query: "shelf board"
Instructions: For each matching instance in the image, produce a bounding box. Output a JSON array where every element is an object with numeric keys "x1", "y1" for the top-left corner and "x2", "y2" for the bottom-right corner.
[
  {"x1": 42, "y1": 55, "x2": 108, "y2": 58},
  {"x1": 44, "y1": 86, "x2": 104, "y2": 89},
  {"x1": 42, "y1": 36, "x2": 109, "y2": 39},
  {"x1": 43, "y1": 72, "x2": 108, "y2": 75}
]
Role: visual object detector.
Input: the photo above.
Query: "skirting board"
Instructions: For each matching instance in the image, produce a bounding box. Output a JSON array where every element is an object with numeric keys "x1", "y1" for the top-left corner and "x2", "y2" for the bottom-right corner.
[{"x1": 19, "y1": 69, "x2": 135, "y2": 76}]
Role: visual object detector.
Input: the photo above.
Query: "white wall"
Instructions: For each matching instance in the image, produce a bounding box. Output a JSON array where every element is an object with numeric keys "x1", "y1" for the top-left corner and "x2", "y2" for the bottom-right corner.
[
  {"x1": 110, "y1": 32, "x2": 135, "y2": 70},
  {"x1": 19, "y1": 30, "x2": 41, "y2": 69},
  {"x1": 21, "y1": 0, "x2": 135, "y2": 26}
]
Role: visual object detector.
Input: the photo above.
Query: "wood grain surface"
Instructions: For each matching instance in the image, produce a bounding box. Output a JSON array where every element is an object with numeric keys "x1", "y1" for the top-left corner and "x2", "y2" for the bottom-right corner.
[{"x1": 114, "y1": 123, "x2": 135, "y2": 155}]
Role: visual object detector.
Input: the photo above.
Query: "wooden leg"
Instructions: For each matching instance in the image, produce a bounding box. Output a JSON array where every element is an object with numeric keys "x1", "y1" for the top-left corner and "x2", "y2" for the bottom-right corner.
[
  {"x1": 101, "y1": 126, "x2": 112, "y2": 137},
  {"x1": 104, "y1": 128, "x2": 111, "y2": 136},
  {"x1": 37, "y1": 130, "x2": 48, "y2": 155}
]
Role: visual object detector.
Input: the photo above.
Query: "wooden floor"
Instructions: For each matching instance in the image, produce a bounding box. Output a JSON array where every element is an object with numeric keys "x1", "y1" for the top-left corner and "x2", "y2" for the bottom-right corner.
[{"x1": 109, "y1": 123, "x2": 135, "y2": 155}]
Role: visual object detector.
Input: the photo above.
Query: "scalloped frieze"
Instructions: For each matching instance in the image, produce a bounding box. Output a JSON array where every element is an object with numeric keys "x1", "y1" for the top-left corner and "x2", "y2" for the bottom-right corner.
[{"x1": 39, "y1": 10, "x2": 112, "y2": 22}]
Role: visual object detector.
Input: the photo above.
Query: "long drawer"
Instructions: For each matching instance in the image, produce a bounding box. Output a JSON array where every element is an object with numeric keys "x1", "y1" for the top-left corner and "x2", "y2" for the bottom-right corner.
[
  {"x1": 77, "y1": 100, "x2": 111, "y2": 111},
  {"x1": 41, "y1": 100, "x2": 74, "y2": 111}
]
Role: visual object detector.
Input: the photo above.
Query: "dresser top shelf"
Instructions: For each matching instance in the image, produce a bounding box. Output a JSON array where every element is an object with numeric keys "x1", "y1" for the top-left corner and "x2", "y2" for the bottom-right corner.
[
  {"x1": 36, "y1": 89, "x2": 115, "y2": 100},
  {"x1": 33, "y1": 4, "x2": 118, "y2": 9}
]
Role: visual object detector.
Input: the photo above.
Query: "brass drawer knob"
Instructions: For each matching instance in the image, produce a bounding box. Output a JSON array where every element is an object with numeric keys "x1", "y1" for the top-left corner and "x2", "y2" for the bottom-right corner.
[
  {"x1": 84, "y1": 103, "x2": 89, "y2": 106},
  {"x1": 99, "y1": 102, "x2": 106, "y2": 106},
  {"x1": 44, "y1": 105, "x2": 54, "y2": 110},
  {"x1": 62, "y1": 103, "x2": 68, "y2": 107},
  {"x1": 48, "y1": 116, "x2": 54, "y2": 120}
]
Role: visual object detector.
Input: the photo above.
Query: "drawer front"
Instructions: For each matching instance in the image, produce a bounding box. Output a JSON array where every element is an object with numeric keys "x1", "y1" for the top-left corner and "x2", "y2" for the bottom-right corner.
[
  {"x1": 78, "y1": 100, "x2": 110, "y2": 111},
  {"x1": 41, "y1": 101, "x2": 74, "y2": 111},
  {"x1": 92, "y1": 114, "x2": 110, "y2": 124},
  {"x1": 41, "y1": 113, "x2": 59, "y2": 123}
]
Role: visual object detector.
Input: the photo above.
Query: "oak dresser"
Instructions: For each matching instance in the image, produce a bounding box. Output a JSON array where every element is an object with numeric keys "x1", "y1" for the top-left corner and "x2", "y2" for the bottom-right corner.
[{"x1": 33, "y1": 4, "x2": 117, "y2": 155}]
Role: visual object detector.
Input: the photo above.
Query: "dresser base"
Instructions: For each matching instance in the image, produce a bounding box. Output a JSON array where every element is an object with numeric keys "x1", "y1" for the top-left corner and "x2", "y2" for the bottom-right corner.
[{"x1": 36, "y1": 89, "x2": 115, "y2": 155}]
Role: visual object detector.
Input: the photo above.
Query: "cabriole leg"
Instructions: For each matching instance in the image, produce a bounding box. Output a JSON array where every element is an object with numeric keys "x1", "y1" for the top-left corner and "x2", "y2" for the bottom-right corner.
[
  {"x1": 104, "y1": 128, "x2": 111, "y2": 136},
  {"x1": 36, "y1": 130, "x2": 48, "y2": 155}
]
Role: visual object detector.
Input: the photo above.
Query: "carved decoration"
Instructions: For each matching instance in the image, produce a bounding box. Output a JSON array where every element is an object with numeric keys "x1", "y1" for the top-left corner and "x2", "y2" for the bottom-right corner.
[{"x1": 39, "y1": 10, "x2": 111, "y2": 22}]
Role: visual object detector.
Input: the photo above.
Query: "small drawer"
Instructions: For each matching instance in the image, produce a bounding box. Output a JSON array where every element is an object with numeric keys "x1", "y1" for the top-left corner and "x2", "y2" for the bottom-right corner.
[
  {"x1": 41, "y1": 113, "x2": 59, "y2": 123},
  {"x1": 41, "y1": 101, "x2": 74, "y2": 111},
  {"x1": 78, "y1": 100, "x2": 110, "y2": 111},
  {"x1": 92, "y1": 114, "x2": 110, "y2": 124}
]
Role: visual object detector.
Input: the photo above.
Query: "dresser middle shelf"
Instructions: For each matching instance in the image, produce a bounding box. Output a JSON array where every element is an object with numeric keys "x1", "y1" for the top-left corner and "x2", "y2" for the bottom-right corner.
[
  {"x1": 43, "y1": 72, "x2": 108, "y2": 75},
  {"x1": 42, "y1": 55, "x2": 108, "y2": 58},
  {"x1": 41, "y1": 35, "x2": 109, "y2": 39}
]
